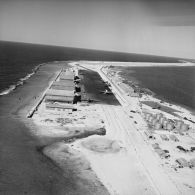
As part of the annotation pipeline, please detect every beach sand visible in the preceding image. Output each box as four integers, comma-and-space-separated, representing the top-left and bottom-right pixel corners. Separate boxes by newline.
0, 62, 109, 195
97, 62, 195, 195
1, 60, 194, 195
68, 61, 195, 195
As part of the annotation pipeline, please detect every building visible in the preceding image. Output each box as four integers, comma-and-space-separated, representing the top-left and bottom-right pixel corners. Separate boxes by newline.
45, 95, 73, 103
46, 89, 74, 97
45, 103, 74, 110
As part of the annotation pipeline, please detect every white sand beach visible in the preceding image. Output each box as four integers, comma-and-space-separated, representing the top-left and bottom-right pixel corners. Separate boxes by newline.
29, 61, 195, 195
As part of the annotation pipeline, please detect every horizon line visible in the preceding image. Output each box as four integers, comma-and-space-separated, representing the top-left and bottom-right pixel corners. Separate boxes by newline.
1, 39, 194, 61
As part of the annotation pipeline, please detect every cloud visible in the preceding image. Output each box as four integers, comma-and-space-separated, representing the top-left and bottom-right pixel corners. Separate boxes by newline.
0, 0, 195, 58
141, 0, 195, 26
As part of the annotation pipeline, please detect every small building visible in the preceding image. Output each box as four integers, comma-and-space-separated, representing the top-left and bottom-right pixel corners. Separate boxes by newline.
154, 122, 162, 130
152, 143, 160, 149
144, 131, 155, 139
156, 113, 163, 120
50, 85, 74, 91
160, 117, 166, 124
167, 122, 174, 131
148, 116, 154, 123
160, 134, 169, 141
176, 158, 189, 167
180, 124, 189, 132
152, 119, 158, 125
162, 120, 168, 129
59, 74, 74, 81
145, 113, 152, 121
189, 158, 195, 168
45, 103, 74, 110
61, 70, 74, 76
45, 95, 73, 103
155, 148, 170, 158
130, 93, 139, 97
175, 120, 184, 129
46, 89, 74, 97
52, 80, 74, 86
169, 135, 179, 142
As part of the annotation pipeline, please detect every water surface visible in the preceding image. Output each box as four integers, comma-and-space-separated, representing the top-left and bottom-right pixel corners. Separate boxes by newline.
118, 66, 195, 110
0, 41, 180, 95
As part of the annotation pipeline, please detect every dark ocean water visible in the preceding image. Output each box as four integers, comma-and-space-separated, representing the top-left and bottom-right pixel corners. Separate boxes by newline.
0, 41, 181, 95
1, 40, 193, 110
119, 66, 195, 111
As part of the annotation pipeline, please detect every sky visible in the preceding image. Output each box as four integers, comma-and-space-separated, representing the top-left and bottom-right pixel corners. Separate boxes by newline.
0, 0, 195, 59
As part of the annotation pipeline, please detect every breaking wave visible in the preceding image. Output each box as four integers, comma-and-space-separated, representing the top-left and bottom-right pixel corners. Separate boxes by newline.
0, 64, 41, 96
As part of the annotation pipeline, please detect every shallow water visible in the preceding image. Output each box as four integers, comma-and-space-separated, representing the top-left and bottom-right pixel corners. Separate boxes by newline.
118, 66, 195, 111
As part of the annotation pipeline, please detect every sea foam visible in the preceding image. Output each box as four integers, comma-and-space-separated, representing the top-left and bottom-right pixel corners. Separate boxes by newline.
0, 64, 41, 96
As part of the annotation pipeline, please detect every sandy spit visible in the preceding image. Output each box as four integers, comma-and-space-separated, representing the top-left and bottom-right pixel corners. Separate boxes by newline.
0, 62, 109, 195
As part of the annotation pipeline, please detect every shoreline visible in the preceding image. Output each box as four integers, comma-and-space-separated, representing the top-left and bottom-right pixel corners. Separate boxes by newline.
71, 60, 195, 115
0, 61, 69, 97
76, 60, 195, 67
0, 62, 44, 96
1, 60, 195, 194
99, 62, 195, 127
72, 61, 194, 117
31, 64, 159, 194
99, 63, 195, 194
115, 66, 195, 115
71, 61, 195, 194
116, 68, 195, 115
0, 62, 109, 194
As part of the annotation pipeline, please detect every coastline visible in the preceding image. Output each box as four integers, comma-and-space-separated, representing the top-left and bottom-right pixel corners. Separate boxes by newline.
0, 62, 109, 194
1, 60, 195, 194
72, 60, 195, 116
77, 60, 195, 67
114, 65, 195, 115
70, 61, 195, 194
0, 61, 65, 97
98, 61, 195, 127
99, 63, 195, 194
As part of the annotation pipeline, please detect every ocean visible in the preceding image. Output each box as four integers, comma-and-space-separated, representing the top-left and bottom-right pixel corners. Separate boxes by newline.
1, 40, 194, 110
118, 66, 195, 111
0, 41, 180, 95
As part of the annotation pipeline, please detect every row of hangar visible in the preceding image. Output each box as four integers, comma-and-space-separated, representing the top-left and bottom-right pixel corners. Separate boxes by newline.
44, 69, 82, 111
